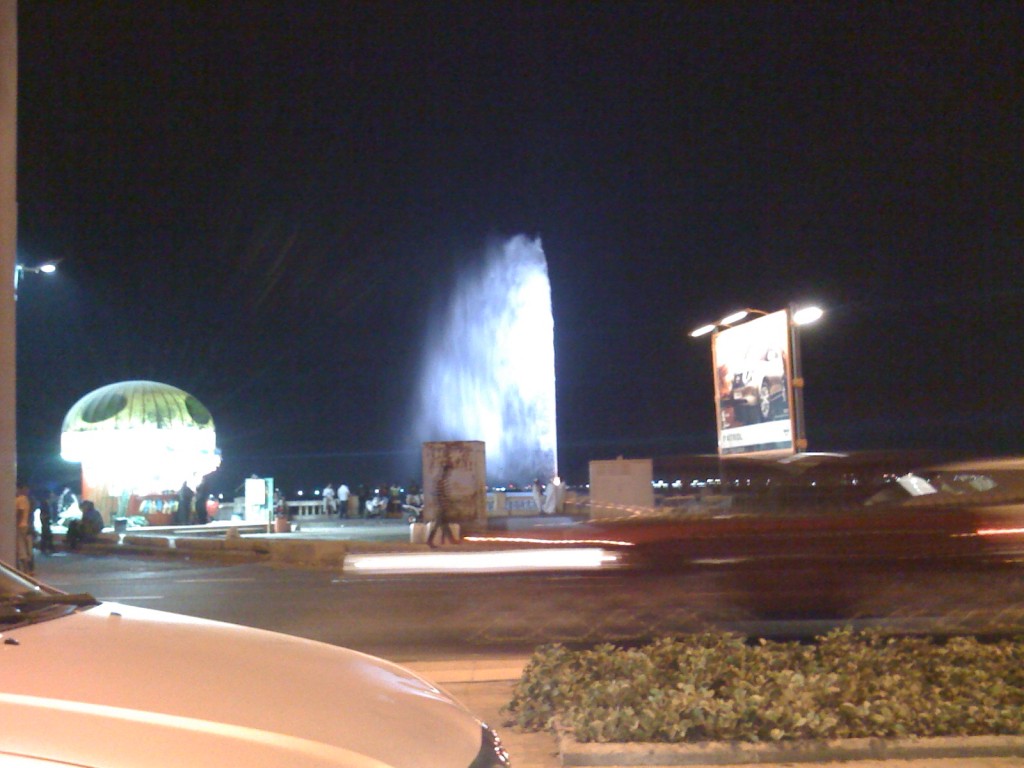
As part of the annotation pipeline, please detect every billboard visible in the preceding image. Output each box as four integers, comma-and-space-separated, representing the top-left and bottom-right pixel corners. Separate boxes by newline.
422, 441, 487, 525
711, 309, 796, 456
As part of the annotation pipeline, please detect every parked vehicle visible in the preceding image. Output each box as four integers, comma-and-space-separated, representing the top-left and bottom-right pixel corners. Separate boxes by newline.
0, 560, 509, 767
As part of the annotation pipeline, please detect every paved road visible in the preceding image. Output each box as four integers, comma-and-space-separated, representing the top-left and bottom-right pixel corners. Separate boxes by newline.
32, 552, 1024, 768
34, 552, 1024, 661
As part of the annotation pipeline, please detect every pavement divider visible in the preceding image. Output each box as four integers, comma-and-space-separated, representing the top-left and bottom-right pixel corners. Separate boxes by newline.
556, 733, 1024, 766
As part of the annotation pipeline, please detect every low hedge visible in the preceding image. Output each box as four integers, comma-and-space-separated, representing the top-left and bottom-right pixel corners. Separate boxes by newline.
505, 630, 1024, 743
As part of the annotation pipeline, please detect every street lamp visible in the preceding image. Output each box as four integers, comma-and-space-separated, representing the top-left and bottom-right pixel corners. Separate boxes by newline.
689, 304, 823, 453
689, 307, 770, 338
14, 260, 58, 300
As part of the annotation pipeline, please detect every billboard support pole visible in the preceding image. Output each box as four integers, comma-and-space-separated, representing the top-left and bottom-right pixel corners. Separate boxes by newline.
789, 305, 808, 453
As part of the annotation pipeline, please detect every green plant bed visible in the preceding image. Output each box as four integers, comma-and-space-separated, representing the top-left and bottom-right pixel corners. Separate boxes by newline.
505, 630, 1024, 744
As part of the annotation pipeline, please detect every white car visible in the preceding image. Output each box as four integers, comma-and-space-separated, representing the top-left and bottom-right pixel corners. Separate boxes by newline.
0, 562, 509, 767
724, 345, 788, 422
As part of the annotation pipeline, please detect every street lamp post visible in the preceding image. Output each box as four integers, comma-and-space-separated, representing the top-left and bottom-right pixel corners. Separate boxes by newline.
784, 305, 824, 451
14, 261, 57, 300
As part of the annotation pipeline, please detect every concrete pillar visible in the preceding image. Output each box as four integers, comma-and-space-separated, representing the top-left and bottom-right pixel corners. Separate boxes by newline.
0, 2, 17, 565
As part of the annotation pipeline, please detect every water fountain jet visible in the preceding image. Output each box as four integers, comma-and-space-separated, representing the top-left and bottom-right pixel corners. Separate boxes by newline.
414, 235, 557, 485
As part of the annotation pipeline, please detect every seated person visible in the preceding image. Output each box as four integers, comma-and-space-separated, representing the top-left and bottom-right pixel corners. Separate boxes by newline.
66, 500, 104, 550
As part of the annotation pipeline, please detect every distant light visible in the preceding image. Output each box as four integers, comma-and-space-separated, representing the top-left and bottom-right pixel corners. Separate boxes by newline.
38, 263, 57, 274
792, 306, 824, 325
689, 323, 716, 338
719, 310, 749, 326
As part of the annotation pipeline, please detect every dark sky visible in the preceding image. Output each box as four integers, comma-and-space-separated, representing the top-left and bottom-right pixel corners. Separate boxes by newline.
13, 1, 1024, 495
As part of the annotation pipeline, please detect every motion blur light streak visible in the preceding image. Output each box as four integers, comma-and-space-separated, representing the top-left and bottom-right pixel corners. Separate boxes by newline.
463, 534, 634, 547
345, 547, 617, 573
414, 235, 558, 484
976, 527, 1024, 536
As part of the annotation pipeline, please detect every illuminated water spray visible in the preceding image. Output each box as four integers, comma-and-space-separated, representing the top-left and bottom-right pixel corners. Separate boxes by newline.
415, 235, 557, 484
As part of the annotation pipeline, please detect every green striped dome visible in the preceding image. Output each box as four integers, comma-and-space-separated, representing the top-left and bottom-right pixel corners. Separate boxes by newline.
62, 381, 214, 434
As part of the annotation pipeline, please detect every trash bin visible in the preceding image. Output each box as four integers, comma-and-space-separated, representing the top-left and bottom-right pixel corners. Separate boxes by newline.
113, 517, 128, 534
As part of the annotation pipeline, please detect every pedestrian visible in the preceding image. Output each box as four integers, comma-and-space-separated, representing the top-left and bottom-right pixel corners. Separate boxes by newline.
337, 483, 350, 517
531, 478, 544, 513
57, 487, 76, 519
195, 478, 210, 524
38, 489, 56, 555
177, 481, 194, 525
322, 483, 337, 515
15, 481, 34, 573
355, 484, 368, 517
427, 461, 458, 548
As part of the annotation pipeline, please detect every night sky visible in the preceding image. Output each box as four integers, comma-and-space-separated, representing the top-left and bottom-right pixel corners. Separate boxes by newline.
13, 2, 1024, 496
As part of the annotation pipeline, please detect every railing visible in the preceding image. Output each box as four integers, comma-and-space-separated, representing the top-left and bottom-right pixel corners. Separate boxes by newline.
215, 498, 354, 521
218, 491, 579, 521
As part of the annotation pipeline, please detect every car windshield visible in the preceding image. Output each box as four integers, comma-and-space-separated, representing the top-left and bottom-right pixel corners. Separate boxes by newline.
865, 466, 1024, 507
0, 561, 98, 628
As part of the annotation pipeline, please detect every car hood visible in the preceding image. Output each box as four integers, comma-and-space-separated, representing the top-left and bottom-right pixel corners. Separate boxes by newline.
1, 602, 486, 768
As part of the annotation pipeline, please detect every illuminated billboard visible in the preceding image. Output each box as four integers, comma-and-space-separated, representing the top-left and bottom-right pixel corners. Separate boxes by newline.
711, 310, 795, 455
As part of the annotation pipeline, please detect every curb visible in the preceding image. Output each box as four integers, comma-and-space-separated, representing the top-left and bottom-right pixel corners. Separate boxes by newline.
557, 733, 1024, 766
81, 529, 560, 569
403, 657, 529, 684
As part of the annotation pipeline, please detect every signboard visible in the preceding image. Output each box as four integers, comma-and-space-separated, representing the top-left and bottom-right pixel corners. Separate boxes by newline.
422, 441, 487, 525
589, 458, 653, 519
711, 310, 796, 456
244, 476, 274, 522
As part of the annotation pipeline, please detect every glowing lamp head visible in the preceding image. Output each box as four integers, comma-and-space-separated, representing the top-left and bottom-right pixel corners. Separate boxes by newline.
792, 306, 824, 325
719, 310, 749, 326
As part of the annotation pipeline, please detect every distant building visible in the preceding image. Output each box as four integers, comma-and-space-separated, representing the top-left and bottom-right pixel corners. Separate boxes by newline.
61, 380, 221, 521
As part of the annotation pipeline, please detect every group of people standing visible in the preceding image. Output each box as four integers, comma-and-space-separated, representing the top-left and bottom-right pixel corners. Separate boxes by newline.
320, 483, 351, 516
14, 482, 102, 573
176, 480, 211, 525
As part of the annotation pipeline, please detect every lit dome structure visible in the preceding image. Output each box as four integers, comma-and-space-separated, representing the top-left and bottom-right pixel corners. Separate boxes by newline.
61, 381, 221, 520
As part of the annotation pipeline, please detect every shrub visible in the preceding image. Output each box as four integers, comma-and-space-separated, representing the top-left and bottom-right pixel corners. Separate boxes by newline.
504, 630, 1024, 743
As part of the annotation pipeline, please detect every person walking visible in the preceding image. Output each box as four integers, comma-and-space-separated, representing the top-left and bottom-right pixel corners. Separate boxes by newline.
427, 460, 458, 548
